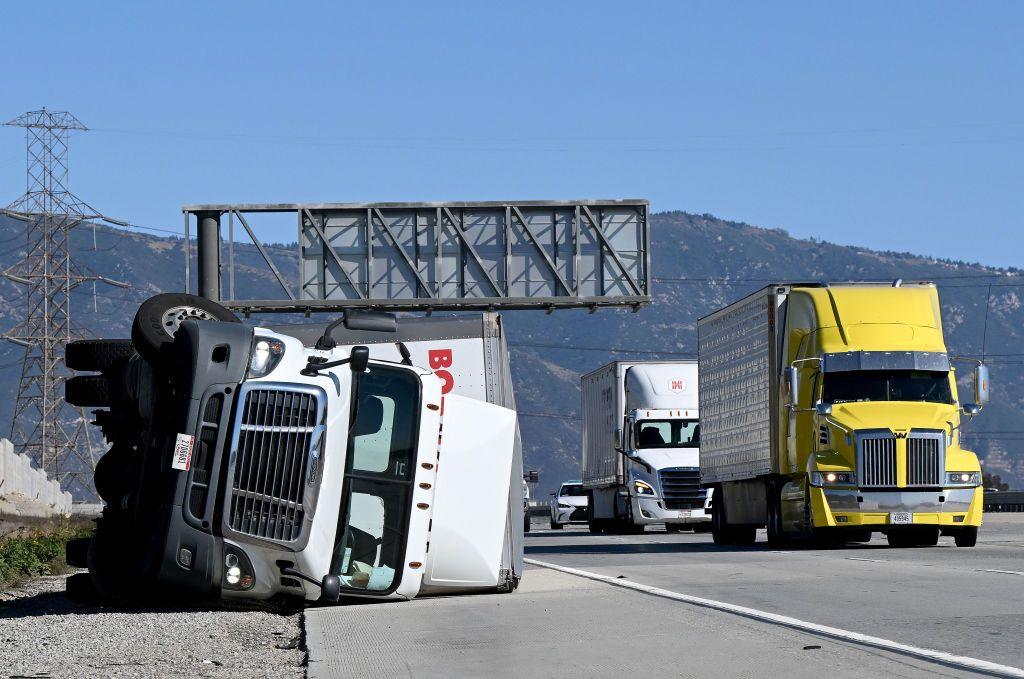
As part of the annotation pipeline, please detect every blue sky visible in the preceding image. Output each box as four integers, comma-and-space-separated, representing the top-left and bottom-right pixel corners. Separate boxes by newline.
1, 1, 1021, 267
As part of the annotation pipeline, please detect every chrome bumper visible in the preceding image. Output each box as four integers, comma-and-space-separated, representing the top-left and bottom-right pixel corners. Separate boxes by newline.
823, 488, 975, 514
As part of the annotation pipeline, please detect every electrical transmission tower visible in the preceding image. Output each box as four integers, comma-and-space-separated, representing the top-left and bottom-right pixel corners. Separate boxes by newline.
2, 108, 117, 498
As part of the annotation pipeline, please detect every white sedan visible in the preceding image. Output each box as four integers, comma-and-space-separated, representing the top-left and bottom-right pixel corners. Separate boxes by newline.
548, 481, 589, 529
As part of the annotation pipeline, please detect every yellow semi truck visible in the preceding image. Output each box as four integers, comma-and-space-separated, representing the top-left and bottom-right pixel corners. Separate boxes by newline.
697, 281, 988, 547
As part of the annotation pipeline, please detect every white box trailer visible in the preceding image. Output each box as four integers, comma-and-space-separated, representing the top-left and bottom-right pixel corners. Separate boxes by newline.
581, 360, 710, 533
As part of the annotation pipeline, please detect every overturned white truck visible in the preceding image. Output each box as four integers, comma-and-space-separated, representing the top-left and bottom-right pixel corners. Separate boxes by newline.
65, 295, 524, 602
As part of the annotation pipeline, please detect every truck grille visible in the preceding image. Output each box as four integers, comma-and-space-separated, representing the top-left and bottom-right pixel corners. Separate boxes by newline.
659, 467, 707, 510
907, 431, 944, 487
856, 430, 945, 488
858, 434, 897, 487
227, 385, 324, 542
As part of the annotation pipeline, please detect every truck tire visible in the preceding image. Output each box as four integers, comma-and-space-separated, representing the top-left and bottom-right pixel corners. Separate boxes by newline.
94, 446, 137, 505
524, 511, 531, 533
131, 293, 239, 361
954, 526, 978, 547
66, 339, 135, 372
711, 492, 732, 545
766, 481, 787, 547
65, 375, 110, 407
65, 572, 102, 604
66, 537, 92, 568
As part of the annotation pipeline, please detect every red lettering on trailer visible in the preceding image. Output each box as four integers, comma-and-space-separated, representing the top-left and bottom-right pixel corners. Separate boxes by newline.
428, 348, 455, 394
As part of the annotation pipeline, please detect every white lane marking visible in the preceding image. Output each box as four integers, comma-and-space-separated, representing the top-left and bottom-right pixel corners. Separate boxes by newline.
845, 557, 888, 563
525, 558, 1024, 678
976, 568, 1024, 576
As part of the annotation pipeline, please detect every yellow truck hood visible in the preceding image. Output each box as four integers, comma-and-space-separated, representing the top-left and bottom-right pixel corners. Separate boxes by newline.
830, 401, 957, 433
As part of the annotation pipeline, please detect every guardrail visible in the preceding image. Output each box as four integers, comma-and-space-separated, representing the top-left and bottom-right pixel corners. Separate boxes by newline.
984, 491, 1024, 512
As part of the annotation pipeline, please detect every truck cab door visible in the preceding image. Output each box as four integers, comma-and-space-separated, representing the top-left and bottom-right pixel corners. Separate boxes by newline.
423, 394, 517, 590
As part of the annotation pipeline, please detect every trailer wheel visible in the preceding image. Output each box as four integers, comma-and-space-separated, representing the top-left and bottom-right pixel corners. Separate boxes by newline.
131, 293, 239, 361
66, 339, 135, 372
954, 527, 978, 547
711, 491, 732, 545
766, 481, 787, 547
65, 375, 110, 407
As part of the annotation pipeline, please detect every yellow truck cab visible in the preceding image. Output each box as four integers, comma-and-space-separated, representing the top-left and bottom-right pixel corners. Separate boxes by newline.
697, 281, 988, 547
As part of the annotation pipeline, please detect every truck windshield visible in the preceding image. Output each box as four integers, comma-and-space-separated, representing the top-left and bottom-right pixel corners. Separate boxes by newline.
822, 370, 953, 405
330, 366, 420, 593
635, 419, 699, 449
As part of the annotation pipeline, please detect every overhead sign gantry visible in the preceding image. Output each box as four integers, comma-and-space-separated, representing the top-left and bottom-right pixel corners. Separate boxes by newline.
184, 200, 650, 313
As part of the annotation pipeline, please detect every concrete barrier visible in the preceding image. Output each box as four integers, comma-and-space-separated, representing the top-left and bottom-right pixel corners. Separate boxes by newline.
0, 438, 73, 516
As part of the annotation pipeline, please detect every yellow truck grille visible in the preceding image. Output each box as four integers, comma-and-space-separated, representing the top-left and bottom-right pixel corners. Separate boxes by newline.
859, 434, 897, 487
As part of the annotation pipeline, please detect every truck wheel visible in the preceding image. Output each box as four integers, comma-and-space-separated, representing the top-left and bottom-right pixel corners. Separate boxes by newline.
131, 293, 239, 361
66, 339, 135, 372
65, 537, 92, 569
732, 526, 757, 545
523, 512, 531, 533
65, 572, 103, 604
954, 527, 978, 547
766, 481, 787, 547
711, 492, 732, 545
65, 375, 110, 407
94, 446, 137, 505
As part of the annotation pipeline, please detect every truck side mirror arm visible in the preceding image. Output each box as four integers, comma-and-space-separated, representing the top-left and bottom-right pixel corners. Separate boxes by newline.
302, 345, 370, 376
620, 448, 653, 474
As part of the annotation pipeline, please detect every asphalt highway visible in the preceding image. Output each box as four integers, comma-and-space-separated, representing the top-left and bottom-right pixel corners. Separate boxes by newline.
304, 514, 1024, 678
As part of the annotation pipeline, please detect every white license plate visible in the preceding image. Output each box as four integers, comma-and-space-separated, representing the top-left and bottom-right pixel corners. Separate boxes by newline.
677, 510, 691, 518
889, 511, 913, 525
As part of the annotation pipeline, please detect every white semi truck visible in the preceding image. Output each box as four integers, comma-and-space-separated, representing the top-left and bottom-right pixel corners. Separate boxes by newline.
64, 294, 524, 603
581, 361, 711, 533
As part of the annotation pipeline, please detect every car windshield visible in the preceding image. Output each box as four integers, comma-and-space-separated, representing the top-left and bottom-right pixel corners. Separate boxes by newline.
822, 370, 953, 405
559, 484, 584, 497
635, 419, 699, 449
330, 365, 420, 593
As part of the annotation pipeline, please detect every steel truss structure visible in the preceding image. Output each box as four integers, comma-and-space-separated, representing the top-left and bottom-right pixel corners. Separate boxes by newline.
2, 109, 120, 497
184, 200, 650, 313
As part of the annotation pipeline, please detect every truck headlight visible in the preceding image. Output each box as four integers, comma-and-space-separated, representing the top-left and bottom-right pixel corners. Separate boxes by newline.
248, 336, 286, 378
811, 471, 857, 486
946, 471, 980, 487
633, 480, 656, 496
222, 544, 255, 591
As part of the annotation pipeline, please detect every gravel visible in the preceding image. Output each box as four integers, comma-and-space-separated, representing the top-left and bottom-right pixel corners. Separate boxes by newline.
0, 572, 305, 678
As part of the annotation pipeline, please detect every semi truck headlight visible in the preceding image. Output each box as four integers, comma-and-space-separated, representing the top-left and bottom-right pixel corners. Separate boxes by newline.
248, 336, 286, 378
634, 480, 656, 496
946, 471, 980, 487
222, 544, 255, 590
811, 471, 857, 486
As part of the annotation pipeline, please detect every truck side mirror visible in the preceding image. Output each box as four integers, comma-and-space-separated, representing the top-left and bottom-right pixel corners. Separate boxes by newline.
787, 367, 800, 408
962, 403, 981, 417
815, 402, 832, 416
350, 346, 370, 373
974, 364, 990, 407
613, 427, 622, 451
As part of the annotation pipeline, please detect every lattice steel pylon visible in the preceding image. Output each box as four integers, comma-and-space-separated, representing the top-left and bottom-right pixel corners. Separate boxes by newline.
2, 109, 109, 498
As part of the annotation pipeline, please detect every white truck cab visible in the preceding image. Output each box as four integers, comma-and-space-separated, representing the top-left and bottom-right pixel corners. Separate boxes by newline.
582, 361, 711, 533
65, 296, 524, 603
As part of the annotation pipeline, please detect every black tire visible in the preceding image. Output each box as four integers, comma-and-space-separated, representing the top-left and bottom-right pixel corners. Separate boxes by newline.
66, 537, 92, 569
732, 526, 757, 545
766, 480, 786, 547
65, 375, 110, 407
711, 490, 732, 545
954, 526, 978, 547
549, 520, 563, 530
131, 293, 239, 361
66, 339, 135, 373
523, 511, 531, 533
65, 572, 102, 604
94, 446, 137, 505
844, 529, 873, 544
